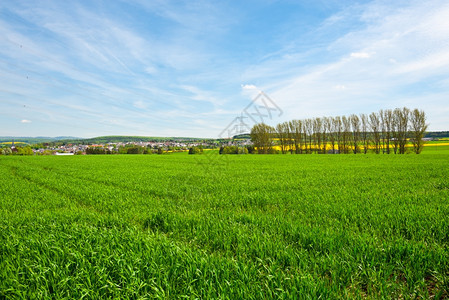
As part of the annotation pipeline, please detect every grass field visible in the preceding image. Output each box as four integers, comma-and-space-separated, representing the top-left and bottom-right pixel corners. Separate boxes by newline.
1, 151, 448, 298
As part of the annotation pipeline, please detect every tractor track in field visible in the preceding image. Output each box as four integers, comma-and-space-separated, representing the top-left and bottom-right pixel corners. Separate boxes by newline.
13, 161, 179, 202
6, 163, 103, 212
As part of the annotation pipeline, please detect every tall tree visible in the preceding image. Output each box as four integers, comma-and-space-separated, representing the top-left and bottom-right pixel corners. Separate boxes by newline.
250, 123, 275, 154
342, 116, 351, 154
326, 117, 336, 154
350, 114, 361, 154
302, 119, 308, 153
409, 108, 428, 154
276, 122, 289, 154
391, 111, 400, 154
379, 109, 386, 153
285, 121, 294, 154
304, 119, 313, 154
313, 117, 323, 154
289, 120, 303, 154
382, 109, 393, 154
369, 112, 381, 154
334, 116, 343, 154
360, 113, 370, 154
322, 117, 330, 154
396, 107, 410, 154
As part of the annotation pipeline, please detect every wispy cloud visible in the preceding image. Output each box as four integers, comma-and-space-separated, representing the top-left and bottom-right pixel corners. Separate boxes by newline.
241, 84, 257, 90
350, 52, 371, 58
334, 85, 347, 90
1, 0, 448, 137
253, 0, 449, 129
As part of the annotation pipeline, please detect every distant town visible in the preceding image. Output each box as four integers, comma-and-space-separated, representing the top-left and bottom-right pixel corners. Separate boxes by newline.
0, 135, 253, 155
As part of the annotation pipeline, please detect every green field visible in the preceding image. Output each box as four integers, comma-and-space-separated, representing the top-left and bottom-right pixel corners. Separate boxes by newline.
1, 152, 448, 298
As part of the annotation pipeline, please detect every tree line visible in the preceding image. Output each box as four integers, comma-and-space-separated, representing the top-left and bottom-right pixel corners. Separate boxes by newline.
86, 145, 166, 155
0, 146, 34, 156
251, 107, 428, 154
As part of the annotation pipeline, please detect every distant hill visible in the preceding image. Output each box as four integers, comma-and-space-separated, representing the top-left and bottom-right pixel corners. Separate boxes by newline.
425, 131, 449, 138
58, 136, 212, 144
233, 133, 251, 139
0, 136, 208, 144
0, 136, 79, 144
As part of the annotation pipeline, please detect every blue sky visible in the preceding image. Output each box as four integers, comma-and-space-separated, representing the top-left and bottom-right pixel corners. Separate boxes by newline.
1, 0, 448, 138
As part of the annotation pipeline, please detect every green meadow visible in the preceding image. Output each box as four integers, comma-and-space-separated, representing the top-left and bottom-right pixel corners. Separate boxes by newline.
1, 151, 448, 298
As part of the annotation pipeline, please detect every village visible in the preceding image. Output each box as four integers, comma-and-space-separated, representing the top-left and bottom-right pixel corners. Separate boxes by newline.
0, 138, 253, 155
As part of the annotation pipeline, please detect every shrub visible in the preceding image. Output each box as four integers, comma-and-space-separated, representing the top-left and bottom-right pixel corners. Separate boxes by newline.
188, 147, 203, 154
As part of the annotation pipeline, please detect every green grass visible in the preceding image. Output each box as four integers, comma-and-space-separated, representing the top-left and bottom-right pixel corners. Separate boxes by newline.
1, 151, 448, 298
422, 145, 449, 154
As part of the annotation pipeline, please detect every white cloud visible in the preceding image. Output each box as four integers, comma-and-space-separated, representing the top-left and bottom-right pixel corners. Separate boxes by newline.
241, 84, 257, 90
350, 52, 371, 58
21, 119, 31, 123
261, 0, 449, 130
240, 84, 261, 102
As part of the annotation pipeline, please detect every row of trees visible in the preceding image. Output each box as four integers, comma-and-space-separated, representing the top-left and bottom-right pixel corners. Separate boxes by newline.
218, 145, 249, 154
86, 146, 166, 155
251, 107, 428, 154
